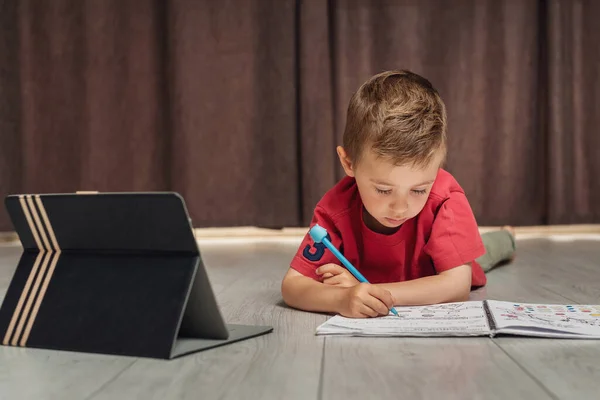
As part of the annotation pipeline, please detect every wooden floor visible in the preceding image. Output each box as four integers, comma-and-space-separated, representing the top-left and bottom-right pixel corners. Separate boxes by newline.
0, 237, 599, 399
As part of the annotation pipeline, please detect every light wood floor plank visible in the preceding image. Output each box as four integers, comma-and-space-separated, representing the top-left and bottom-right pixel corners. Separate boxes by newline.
321, 337, 553, 400
490, 340, 600, 400
0, 347, 136, 400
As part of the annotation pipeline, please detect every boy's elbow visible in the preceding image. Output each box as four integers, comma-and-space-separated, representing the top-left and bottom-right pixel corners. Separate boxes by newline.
445, 286, 470, 303
455, 287, 471, 302
440, 264, 472, 302
281, 274, 292, 303
453, 276, 472, 302
281, 276, 293, 307
455, 276, 472, 302
281, 268, 304, 307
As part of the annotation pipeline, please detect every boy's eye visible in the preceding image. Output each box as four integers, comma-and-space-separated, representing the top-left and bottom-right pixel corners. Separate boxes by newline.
375, 188, 392, 195
411, 189, 428, 195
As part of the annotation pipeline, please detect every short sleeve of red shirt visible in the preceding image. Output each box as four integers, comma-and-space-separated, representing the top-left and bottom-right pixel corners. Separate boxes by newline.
290, 206, 344, 280
423, 191, 485, 273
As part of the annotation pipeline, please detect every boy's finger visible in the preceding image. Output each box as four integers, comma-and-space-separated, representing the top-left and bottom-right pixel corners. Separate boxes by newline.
321, 272, 334, 279
359, 304, 379, 318
367, 286, 394, 308
363, 295, 389, 316
388, 293, 396, 308
381, 291, 394, 309
323, 275, 345, 285
316, 264, 344, 276
323, 275, 342, 285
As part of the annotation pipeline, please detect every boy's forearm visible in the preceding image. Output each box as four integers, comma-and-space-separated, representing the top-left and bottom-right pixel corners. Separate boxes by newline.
376, 273, 471, 306
281, 275, 346, 314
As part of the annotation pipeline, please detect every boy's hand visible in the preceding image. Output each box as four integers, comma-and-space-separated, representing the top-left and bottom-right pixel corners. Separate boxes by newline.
336, 283, 395, 318
316, 264, 360, 288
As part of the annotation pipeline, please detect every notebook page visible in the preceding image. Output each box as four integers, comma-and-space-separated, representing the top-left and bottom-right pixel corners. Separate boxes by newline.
486, 300, 600, 338
316, 301, 490, 337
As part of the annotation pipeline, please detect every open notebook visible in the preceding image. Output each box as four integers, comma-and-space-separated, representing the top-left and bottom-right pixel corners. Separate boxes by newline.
316, 300, 600, 339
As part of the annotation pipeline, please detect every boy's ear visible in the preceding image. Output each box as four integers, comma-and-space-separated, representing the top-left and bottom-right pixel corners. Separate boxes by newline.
336, 146, 355, 177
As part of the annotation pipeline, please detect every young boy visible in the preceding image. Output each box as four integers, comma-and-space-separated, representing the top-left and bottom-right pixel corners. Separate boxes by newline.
281, 70, 516, 318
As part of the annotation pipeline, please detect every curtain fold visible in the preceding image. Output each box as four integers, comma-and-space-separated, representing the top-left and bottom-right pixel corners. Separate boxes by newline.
167, 0, 300, 227
14, 0, 169, 194
0, 0, 22, 208
1, 0, 599, 231
297, 0, 337, 224
546, 0, 600, 224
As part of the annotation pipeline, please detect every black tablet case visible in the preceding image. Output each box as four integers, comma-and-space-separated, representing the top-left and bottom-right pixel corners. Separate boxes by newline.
0, 193, 272, 359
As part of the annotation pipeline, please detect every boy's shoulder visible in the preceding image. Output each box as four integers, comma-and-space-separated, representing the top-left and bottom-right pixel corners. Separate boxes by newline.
428, 168, 467, 201
314, 176, 359, 219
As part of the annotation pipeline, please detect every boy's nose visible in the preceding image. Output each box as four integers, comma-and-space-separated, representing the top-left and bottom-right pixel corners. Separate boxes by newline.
390, 199, 408, 215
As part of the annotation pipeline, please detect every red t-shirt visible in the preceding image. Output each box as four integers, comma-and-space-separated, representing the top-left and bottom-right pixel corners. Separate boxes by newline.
290, 169, 487, 287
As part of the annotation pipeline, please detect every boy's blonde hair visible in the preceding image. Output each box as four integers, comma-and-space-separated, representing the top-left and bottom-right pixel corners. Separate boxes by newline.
342, 70, 447, 168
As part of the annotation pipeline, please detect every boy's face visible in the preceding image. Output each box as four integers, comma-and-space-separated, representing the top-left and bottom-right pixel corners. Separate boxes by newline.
337, 146, 443, 234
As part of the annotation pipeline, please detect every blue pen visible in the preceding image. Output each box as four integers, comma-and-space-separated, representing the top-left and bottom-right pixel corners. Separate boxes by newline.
309, 224, 399, 317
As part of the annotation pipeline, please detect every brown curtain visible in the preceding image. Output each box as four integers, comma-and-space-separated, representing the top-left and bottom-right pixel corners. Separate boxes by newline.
1, 0, 599, 231
0, 0, 21, 217
546, 0, 600, 224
